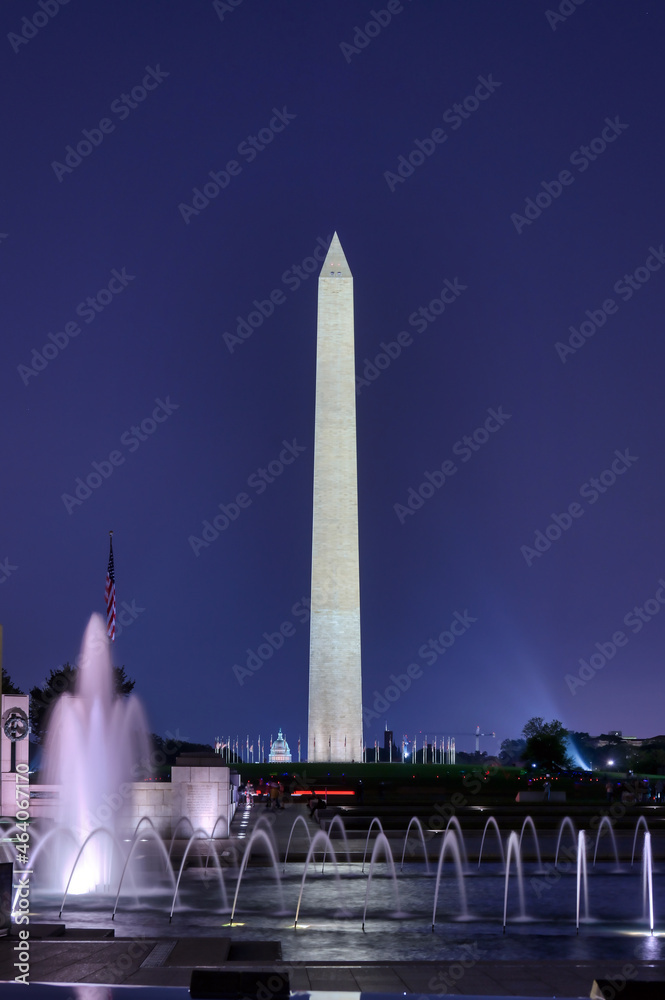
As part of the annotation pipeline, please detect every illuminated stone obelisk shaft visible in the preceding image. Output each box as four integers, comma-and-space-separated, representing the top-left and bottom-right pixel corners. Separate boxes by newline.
307, 233, 363, 762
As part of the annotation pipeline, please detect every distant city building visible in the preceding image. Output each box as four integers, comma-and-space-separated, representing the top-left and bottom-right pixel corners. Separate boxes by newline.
269, 729, 292, 763
382, 730, 399, 762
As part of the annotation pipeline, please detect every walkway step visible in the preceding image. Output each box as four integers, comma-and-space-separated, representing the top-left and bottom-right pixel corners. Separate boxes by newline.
140, 941, 177, 967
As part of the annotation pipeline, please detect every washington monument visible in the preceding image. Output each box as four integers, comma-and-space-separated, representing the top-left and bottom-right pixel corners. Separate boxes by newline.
307, 233, 363, 762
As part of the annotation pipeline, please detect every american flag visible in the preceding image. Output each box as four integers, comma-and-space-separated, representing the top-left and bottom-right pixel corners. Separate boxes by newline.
105, 532, 116, 641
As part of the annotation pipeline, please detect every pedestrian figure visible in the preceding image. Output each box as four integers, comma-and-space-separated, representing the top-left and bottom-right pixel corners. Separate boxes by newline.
307, 795, 323, 818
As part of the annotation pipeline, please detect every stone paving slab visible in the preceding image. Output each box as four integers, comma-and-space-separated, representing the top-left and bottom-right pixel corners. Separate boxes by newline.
307, 969, 368, 990
353, 973, 413, 993
288, 968, 312, 990
3, 935, 665, 997
0, 939, 151, 985
164, 937, 231, 966
123, 966, 194, 987
39, 961, 112, 983
22, 924, 66, 938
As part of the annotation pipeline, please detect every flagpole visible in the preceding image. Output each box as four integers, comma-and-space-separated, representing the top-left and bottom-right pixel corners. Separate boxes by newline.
105, 530, 116, 642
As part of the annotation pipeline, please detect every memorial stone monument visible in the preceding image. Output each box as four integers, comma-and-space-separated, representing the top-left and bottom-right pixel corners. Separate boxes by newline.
307, 234, 363, 762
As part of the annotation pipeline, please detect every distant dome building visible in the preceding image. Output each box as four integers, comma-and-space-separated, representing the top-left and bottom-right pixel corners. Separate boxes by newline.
268, 729, 292, 763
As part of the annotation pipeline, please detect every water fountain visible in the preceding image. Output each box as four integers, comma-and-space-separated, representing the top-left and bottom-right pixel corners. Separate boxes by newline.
432, 828, 468, 929
575, 830, 589, 932
519, 815, 542, 869
41, 613, 151, 894
294, 831, 344, 928
554, 815, 577, 868
502, 831, 526, 931
400, 816, 431, 873
12, 618, 663, 966
633, 815, 650, 866
478, 815, 505, 869
362, 832, 402, 930
641, 831, 654, 934
16, 775, 663, 967
230, 827, 285, 923
593, 815, 621, 868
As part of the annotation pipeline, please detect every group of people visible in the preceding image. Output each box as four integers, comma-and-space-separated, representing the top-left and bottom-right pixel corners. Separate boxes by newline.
238, 777, 286, 809
238, 780, 254, 805
265, 778, 285, 810
605, 778, 664, 804
238, 773, 332, 814
245, 777, 284, 809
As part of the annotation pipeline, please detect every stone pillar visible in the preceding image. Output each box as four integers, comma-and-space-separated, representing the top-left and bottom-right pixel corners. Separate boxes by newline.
170, 759, 233, 837
0, 695, 30, 818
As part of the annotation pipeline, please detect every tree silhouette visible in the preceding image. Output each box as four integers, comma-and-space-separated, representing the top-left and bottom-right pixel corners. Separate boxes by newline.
2, 667, 24, 695
30, 662, 135, 744
521, 717, 572, 770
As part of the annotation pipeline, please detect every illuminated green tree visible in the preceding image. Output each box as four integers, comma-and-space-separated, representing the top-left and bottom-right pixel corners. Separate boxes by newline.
522, 717, 572, 770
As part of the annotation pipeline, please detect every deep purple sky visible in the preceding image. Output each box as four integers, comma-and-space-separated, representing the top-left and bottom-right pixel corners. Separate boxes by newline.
3, 2, 665, 755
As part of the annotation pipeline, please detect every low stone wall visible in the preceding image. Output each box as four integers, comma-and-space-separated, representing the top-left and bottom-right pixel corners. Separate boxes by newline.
24, 765, 236, 839
515, 790, 566, 803
27, 782, 173, 833
127, 782, 173, 836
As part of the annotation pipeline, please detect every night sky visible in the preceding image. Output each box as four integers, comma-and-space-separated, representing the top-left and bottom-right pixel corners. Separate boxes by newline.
3, 1, 664, 755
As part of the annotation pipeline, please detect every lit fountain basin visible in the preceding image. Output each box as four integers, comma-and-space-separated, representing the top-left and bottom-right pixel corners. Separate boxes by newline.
9, 811, 665, 964
3, 612, 661, 962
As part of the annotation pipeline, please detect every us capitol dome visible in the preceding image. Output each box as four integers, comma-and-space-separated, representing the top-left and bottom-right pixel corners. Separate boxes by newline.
268, 729, 292, 763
